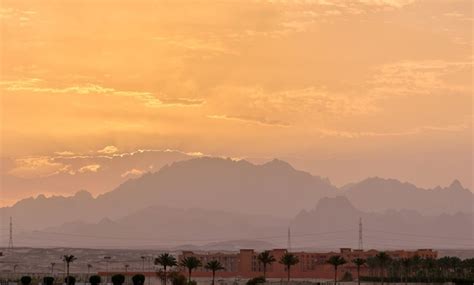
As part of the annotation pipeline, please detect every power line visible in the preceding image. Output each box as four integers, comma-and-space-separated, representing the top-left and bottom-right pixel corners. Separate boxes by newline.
364, 228, 474, 241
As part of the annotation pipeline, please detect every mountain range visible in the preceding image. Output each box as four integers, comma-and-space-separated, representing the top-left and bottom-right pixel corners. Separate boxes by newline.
1, 157, 472, 248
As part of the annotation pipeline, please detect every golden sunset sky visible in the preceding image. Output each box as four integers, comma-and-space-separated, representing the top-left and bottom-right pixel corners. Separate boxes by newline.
0, 0, 472, 205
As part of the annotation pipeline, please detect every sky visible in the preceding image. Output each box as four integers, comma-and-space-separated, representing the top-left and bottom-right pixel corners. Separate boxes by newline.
0, 0, 472, 206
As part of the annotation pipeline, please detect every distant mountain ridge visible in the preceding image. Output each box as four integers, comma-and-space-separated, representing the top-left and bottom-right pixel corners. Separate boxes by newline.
0, 157, 472, 237
12, 196, 473, 249
342, 177, 473, 215
290, 196, 473, 250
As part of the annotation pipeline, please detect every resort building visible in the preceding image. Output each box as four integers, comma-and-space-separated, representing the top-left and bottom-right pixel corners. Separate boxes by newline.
178, 248, 437, 280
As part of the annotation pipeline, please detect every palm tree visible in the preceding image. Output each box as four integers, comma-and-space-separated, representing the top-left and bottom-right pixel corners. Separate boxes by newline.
366, 257, 377, 278
155, 253, 178, 285
180, 256, 202, 283
327, 256, 346, 285
257, 251, 276, 279
410, 255, 422, 280
400, 258, 411, 285
205, 260, 225, 285
63, 255, 77, 285
279, 252, 299, 282
352, 258, 366, 285
375, 252, 391, 285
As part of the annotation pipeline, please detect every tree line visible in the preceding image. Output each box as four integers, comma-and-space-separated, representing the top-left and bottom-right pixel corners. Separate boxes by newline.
11, 252, 474, 285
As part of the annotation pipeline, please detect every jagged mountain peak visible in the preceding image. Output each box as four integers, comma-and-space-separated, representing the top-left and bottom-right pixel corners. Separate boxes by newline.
262, 158, 295, 171
448, 179, 464, 191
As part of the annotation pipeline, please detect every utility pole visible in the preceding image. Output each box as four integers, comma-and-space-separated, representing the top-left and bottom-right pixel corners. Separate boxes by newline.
287, 227, 291, 252
8, 217, 13, 251
358, 217, 363, 250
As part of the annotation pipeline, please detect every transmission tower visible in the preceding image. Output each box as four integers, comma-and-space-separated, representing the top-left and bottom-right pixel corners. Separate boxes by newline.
8, 216, 13, 250
287, 227, 292, 252
358, 217, 363, 250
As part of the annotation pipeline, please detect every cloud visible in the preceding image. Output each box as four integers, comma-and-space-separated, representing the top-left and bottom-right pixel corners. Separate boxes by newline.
7, 157, 70, 178
0, 79, 203, 108
208, 86, 376, 128
369, 60, 473, 98
54, 151, 75, 156
78, 164, 101, 173
97, 145, 119, 154
158, 97, 205, 106
207, 114, 290, 127
313, 122, 471, 138
121, 168, 145, 178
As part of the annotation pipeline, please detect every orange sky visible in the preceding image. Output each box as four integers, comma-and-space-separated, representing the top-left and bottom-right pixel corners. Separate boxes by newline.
0, 0, 472, 205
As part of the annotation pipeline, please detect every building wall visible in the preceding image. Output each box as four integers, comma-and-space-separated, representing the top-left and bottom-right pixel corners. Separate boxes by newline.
176, 248, 437, 280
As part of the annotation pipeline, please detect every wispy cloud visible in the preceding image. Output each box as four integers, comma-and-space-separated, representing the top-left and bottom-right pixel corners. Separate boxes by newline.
314, 122, 471, 138
369, 60, 473, 98
97, 145, 119, 154
7, 157, 71, 178
207, 114, 290, 127
121, 168, 145, 178
78, 164, 101, 173
0, 79, 203, 107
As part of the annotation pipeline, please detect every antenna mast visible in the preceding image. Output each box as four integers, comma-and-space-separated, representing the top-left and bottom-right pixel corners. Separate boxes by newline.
287, 227, 292, 252
8, 216, 13, 251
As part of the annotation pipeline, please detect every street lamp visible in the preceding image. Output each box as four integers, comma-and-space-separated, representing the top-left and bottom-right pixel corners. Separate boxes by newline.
51, 262, 56, 276
124, 264, 129, 285
12, 264, 18, 281
87, 264, 93, 284
104, 256, 111, 284
141, 256, 146, 273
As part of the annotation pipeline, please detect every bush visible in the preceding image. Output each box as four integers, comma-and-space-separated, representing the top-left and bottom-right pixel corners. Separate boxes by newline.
111, 275, 125, 285
89, 275, 102, 285
43, 277, 55, 285
341, 272, 353, 282
132, 274, 145, 285
65, 276, 76, 285
21, 276, 32, 285
167, 272, 186, 285
246, 276, 266, 285
453, 278, 474, 285
187, 281, 197, 285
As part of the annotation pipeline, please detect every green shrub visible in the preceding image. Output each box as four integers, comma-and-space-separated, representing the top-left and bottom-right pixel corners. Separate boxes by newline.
43, 276, 54, 285
111, 274, 125, 285
89, 275, 102, 285
65, 276, 76, 285
21, 276, 32, 285
168, 272, 186, 285
246, 276, 266, 285
341, 272, 353, 281
132, 274, 145, 285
